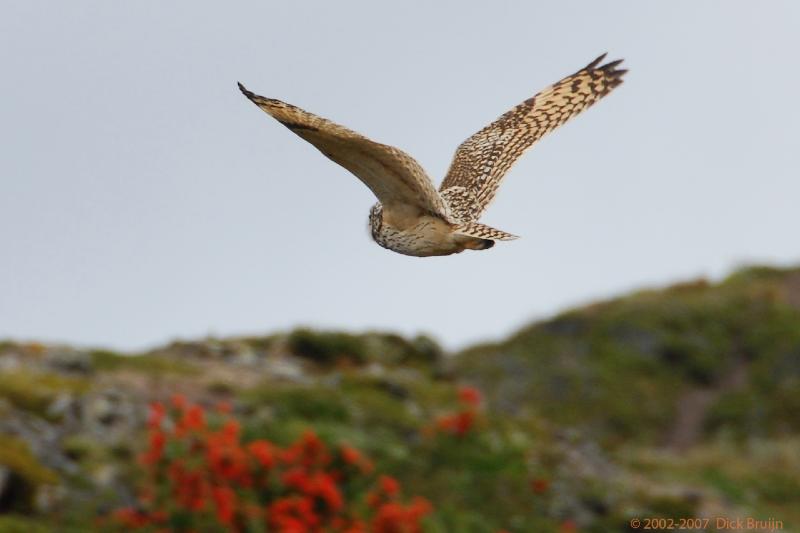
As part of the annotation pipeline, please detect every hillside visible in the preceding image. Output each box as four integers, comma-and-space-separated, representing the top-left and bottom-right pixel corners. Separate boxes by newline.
1, 265, 799, 532
455, 265, 800, 446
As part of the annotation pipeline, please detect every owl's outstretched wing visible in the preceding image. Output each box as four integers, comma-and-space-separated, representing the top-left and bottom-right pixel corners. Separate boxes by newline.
439, 54, 626, 218
239, 83, 451, 221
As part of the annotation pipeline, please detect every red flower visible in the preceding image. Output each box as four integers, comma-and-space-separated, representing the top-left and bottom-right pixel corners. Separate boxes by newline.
436, 411, 475, 436
211, 485, 237, 525
169, 462, 208, 511
282, 467, 311, 492
221, 419, 240, 442
215, 400, 233, 414
371, 497, 432, 533
268, 496, 320, 531
206, 433, 251, 485
300, 431, 329, 466
379, 476, 400, 498
367, 475, 402, 509
174, 403, 206, 437
343, 520, 368, 533
340, 444, 374, 474
248, 439, 276, 469
141, 430, 166, 465
280, 468, 343, 512
311, 472, 343, 512
171, 393, 188, 410
113, 507, 151, 528
147, 402, 166, 429
530, 478, 550, 494
560, 519, 578, 532
454, 411, 474, 435
114, 398, 440, 533
340, 445, 362, 465
458, 386, 482, 407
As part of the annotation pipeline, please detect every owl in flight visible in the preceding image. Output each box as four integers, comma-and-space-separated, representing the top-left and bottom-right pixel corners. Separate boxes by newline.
239, 53, 626, 257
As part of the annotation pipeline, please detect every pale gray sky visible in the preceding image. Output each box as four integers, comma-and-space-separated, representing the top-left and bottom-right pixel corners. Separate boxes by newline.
2, 1, 799, 351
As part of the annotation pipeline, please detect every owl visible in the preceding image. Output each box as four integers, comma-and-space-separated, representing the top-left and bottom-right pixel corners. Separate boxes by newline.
239, 54, 626, 257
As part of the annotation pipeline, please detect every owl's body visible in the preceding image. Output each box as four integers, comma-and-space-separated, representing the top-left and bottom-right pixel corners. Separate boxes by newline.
239, 54, 626, 257
368, 203, 494, 257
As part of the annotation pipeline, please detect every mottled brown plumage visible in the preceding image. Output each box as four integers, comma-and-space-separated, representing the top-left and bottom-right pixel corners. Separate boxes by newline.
239, 53, 626, 257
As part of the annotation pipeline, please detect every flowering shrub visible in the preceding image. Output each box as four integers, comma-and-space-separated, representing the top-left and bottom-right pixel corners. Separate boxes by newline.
108, 396, 432, 532
434, 386, 482, 437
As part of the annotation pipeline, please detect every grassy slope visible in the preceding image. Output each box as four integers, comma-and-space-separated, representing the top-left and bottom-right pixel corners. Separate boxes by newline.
454, 265, 800, 445
453, 265, 800, 529
1, 265, 799, 531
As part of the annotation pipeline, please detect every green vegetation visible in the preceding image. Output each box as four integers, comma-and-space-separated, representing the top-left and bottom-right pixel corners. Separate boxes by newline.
90, 349, 200, 376
285, 329, 443, 366
0, 371, 89, 419
0, 264, 798, 530
0, 515, 52, 533
0, 436, 57, 514
287, 328, 370, 364
455, 266, 800, 445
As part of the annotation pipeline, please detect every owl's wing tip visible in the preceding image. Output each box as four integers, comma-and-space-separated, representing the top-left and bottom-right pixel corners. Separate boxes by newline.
238, 81, 254, 99
586, 52, 607, 70
586, 53, 626, 76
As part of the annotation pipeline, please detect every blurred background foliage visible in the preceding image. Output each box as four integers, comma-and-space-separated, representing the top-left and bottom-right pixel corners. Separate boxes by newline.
1, 265, 799, 531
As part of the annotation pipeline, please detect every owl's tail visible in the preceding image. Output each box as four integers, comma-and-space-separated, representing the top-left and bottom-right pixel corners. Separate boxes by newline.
455, 222, 519, 242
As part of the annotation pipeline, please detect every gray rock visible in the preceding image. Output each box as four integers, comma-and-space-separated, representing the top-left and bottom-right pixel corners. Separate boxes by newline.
0, 410, 78, 475
47, 393, 82, 427
0, 354, 21, 371
45, 347, 92, 374
35, 483, 66, 514
264, 356, 308, 382
81, 389, 140, 442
